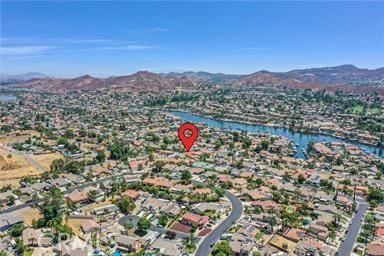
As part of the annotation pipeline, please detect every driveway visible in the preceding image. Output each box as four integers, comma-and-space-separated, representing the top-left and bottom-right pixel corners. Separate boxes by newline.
195, 190, 243, 256
336, 200, 369, 256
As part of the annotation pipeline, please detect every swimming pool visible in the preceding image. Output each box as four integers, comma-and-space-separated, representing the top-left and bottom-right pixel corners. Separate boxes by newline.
111, 251, 122, 256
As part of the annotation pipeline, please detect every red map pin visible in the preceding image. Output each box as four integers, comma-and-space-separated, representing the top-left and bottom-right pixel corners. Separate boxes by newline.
178, 122, 199, 152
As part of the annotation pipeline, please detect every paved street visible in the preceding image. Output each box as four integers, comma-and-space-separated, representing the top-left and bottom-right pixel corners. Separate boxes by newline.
0, 202, 34, 214
336, 200, 369, 256
195, 191, 243, 256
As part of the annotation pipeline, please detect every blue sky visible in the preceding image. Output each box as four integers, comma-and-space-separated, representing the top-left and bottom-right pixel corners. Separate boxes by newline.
1, 1, 383, 77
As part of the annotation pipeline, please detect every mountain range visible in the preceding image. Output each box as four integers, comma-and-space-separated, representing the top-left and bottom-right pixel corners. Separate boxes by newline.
5, 65, 384, 93
19, 71, 196, 92
164, 65, 384, 86
0, 72, 48, 83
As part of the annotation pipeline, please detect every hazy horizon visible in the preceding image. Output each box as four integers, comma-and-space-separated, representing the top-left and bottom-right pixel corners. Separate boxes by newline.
1, 63, 384, 79
1, 1, 383, 76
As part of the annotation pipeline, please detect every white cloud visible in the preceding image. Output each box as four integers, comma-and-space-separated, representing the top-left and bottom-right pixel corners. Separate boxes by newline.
151, 27, 168, 32
64, 39, 115, 44
0, 46, 54, 56
96, 45, 160, 50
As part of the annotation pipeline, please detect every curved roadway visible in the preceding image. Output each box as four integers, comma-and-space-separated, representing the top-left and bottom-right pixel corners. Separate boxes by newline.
195, 190, 243, 256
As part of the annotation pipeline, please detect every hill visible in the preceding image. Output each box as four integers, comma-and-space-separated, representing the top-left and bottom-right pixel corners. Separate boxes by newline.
17, 65, 384, 93
20, 71, 196, 92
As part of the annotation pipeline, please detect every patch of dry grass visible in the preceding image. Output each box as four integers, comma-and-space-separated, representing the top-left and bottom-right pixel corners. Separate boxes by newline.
80, 197, 114, 214
65, 218, 83, 236
13, 207, 42, 226
31, 152, 63, 170
0, 130, 39, 144
0, 148, 40, 187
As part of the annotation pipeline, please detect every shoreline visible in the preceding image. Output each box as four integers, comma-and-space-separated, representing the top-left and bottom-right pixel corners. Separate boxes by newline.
167, 108, 384, 150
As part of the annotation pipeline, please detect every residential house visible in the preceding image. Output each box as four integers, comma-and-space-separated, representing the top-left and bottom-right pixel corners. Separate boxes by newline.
0, 213, 24, 232
229, 232, 254, 256
66, 190, 89, 206
116, 235, 145, 252
122, 189, 140, 200
151, 238, 182, 256
181, 212, 209, 227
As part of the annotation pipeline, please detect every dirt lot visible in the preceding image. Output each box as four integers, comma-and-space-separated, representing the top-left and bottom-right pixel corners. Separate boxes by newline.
66, 218, 84, 236
0, 148, 40, 187
13, 206, 42, 226
0, 130, 40, 144
0, 149, 62, 188
31, 152, 62, 169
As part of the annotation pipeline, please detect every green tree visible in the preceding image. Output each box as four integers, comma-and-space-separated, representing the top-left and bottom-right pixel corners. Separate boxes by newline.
267, 216, 278, 232
115, 196, 136, 214
40, 187, 65, 226
260, 140, 269, 150
214, 188, 225, 197
153, 160, 165, 172
108, 140, 135, 161
335, 156, 343, 165
368, 188, 384, 204
307, 141, 315, 153
328, 226, 336, 241
158, 213, 169, 227
8, 223, 24, 237
64, 161, 84, 174
137, 218, 151, 233
52, 223, 73, 240
14, 238, 24, 255
181, 170, 192, 184
212, 240, 231, 256
6, 195, 15, 206
297, 174, 306, 185
50, 159, 65, 172
95, 150, 106, 163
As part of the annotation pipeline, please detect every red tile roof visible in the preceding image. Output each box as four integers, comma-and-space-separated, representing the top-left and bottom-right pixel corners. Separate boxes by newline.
182, 212, 209, 225
170, 222, 191, 233
122, 189, 140, 199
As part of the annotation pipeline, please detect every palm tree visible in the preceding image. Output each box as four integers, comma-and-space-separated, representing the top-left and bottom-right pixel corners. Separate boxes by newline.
28, 237, 37, 247
328, 228, 336, 242
267, 216, 278, 233
334, 213, 342, 228
294, 188, 301, 203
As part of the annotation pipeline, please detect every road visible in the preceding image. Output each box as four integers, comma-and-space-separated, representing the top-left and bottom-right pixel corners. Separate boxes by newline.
0, 202, 35, 214
336, 200, 369, 256
195, 191, 243, 256
0, 144, 49, 173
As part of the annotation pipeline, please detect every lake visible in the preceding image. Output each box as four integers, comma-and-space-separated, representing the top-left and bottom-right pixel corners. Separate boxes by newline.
0, 94, 17, 102
170, 111, 384, 159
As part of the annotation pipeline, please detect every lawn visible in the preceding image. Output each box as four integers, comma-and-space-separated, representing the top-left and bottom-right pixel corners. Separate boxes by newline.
255, 231, 264, 240
23, 248, 34, 256
286, 205, 296, 214
347, 105, 380, 115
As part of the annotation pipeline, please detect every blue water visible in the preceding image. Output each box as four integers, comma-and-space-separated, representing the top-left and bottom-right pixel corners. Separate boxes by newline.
111, 251, 122, 256
170, 111, 384, 159
0, 94, 17, 101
